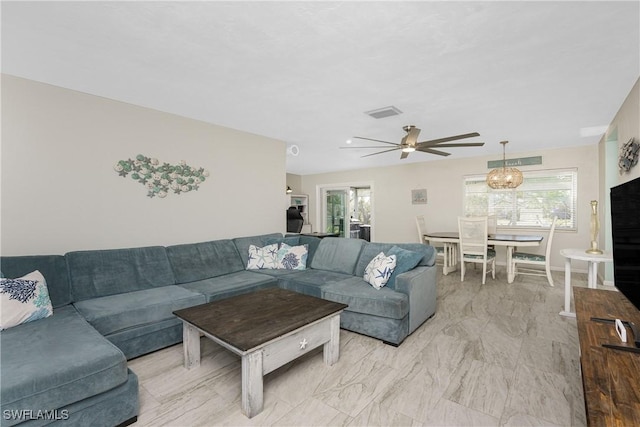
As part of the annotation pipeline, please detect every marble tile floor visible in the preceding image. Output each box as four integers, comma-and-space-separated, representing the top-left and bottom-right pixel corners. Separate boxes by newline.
129, 267, 597, 427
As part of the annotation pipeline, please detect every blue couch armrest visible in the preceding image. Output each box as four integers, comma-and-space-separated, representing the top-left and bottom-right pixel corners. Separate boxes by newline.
393, 265, 437, 334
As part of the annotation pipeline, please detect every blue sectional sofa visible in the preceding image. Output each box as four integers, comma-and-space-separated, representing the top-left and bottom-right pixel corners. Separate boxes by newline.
0, 233, 437, 427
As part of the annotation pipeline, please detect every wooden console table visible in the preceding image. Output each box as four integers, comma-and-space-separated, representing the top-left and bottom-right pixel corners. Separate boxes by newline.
574, 287, 640, 426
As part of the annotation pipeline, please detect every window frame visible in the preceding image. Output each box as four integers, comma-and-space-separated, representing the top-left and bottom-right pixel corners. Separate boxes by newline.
463, 168, 578, 231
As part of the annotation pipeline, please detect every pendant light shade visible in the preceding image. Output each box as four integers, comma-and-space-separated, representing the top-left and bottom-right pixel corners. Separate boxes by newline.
487, 141, 523, 189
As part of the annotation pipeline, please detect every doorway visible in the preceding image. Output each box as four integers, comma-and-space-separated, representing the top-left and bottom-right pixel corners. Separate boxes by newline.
318, 183, 373, 240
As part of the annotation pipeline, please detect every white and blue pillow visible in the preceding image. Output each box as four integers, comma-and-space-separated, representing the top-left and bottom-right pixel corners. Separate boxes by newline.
363, 252, 397, 290
277, 243, 308, 270
246, 244, 280, 270
0, 270, 54, 330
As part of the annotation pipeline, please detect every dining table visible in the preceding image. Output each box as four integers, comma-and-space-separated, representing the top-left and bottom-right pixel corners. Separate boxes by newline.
423, 232, 544, 282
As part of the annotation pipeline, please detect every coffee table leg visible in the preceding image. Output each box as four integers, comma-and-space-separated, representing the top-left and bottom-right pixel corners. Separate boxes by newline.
560, 257, 576, 318
183, 323, 201, 369
323, 315, 341, 366
241, 350, 264, 418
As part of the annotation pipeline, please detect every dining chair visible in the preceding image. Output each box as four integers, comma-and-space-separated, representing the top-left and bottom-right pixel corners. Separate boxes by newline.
415, 215, 445, 262
487, 214, 497, 235
458, 216, 496, 285
510, 216, 557, 286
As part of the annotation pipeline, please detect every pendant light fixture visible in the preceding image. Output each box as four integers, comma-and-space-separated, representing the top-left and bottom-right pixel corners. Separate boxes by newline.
486, 141, 523, 189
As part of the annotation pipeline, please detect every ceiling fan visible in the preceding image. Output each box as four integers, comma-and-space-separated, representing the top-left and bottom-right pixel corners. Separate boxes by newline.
342, 125, 484, 159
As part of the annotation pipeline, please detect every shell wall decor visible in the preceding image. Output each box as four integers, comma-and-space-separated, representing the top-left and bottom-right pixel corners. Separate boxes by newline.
114, 154, 210, 198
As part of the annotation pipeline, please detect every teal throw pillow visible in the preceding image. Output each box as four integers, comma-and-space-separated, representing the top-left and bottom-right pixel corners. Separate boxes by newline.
386, 246, 424, 289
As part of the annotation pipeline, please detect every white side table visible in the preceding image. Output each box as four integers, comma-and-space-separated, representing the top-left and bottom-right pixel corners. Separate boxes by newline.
559, 248, 613, 317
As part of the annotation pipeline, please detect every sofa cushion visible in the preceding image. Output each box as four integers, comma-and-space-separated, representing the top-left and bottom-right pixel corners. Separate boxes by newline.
321, 276, 409, 319
277, 269, 354, 298
73, 285, 205, 336
0, 255, 71, 308
67, 246, 177, 301
310, 237, 365, 275
264, 235, 301, 247
166, 239, 244, 283
355, 242, 436, 278
179, 270, 277, 302
295, 235, 322, 265
386, 246, 425, 289
0, 305, 128, 422
0, 270, 53, 330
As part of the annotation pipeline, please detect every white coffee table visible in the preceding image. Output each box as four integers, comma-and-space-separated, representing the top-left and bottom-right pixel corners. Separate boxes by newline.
559, 248, 613, 317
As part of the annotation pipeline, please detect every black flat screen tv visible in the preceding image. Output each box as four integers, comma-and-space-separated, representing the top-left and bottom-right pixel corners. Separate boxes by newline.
610, 176, 640, 311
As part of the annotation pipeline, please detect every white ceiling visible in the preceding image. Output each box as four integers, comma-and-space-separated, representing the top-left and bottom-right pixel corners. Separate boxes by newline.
2, 1, 639, 175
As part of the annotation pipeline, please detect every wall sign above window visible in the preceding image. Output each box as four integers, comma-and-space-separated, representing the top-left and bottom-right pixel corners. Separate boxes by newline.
487, 156, 542, 169
114, 154, 209, 198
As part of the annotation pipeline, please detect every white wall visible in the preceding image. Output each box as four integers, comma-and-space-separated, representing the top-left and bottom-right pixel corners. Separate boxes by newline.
1, 75, 287, 255
300, 144, 599, 272
598, 77, 640, 282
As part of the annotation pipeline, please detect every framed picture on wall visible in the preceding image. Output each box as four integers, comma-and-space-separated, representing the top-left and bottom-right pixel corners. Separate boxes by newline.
411, 189, 427, 204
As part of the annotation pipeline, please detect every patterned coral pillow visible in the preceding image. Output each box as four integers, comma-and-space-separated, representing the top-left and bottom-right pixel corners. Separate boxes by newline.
246, 244, 279, 270
0, 270, 54, 330
277, 243, 308, 270
363, 252, 397, 290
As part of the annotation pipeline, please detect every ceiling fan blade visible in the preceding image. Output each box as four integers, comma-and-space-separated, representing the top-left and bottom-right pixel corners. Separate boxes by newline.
416, 147, 451, 156
339, 146, 399, 149
400, 151, 410, 159
403, 126, 421, 147
428, 142, 485, 148
361, 147, 402, 158
417, 132, 480, 146
353, 136, 399, 146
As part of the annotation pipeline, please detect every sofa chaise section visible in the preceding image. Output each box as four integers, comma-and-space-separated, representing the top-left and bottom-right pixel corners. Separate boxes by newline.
277, 238, 438, 345
0, 255, 138, 427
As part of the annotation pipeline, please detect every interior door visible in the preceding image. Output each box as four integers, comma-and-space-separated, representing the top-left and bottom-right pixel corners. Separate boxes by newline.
322, 187, 350, 237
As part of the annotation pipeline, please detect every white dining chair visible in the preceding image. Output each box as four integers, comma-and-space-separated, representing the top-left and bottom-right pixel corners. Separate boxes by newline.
458, 216, 496, 285
415, 215, 445, 262
510, 216, 558, 286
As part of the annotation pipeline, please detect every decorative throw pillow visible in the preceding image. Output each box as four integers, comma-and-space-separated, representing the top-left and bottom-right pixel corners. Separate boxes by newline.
386, 246, 424, 289
363, 252, 397, 290
277, 243, 308, 270
0, 270, 54, 330
246, 244, 279, 270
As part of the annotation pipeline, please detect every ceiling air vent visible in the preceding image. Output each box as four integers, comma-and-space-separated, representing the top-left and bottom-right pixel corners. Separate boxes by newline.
364, 106, 402, 119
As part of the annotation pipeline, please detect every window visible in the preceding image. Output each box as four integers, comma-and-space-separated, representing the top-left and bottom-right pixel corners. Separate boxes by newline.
464, 169, 577, 230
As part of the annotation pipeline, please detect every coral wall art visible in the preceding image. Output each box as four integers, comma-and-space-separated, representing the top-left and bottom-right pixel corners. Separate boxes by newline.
114, 154, 209, 198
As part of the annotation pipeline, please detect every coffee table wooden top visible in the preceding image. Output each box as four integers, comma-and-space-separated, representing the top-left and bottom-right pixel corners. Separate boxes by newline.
173, 287, 347, 352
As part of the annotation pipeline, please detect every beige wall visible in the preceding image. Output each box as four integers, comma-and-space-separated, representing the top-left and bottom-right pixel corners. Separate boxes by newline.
285, 173, 303, 196
598, 77, 640, 282
1, 75, 287, 255
599, 77, 640, 186
299, 144, 600, 272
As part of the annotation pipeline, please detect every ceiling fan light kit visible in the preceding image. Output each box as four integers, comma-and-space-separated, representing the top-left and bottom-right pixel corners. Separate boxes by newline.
486, 141, 524, 189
